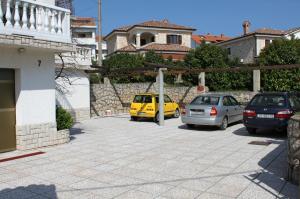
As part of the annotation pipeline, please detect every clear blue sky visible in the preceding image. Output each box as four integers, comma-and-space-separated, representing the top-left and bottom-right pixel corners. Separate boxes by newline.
73, 0, 300, 37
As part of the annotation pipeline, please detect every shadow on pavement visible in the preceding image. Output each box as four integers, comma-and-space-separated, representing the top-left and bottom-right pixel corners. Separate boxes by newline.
0, 184, 57, 199
233, 128, 298, 198
69, 128, 86, 141
178, 121, 242, 132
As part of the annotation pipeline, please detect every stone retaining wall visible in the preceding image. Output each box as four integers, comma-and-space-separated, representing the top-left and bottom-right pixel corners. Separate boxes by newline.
66, 108, 90, 123
90, 79, 257, 117
288, 116, 300, 184
16, 123, 70, 150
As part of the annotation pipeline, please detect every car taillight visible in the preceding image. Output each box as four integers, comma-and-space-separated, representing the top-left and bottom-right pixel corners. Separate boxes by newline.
275, 110, 293, 119
243, 110, 256, 117
210, 107, 218, 116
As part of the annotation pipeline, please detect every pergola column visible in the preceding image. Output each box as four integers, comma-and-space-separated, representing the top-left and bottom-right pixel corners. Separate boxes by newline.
253, 70, 261, 92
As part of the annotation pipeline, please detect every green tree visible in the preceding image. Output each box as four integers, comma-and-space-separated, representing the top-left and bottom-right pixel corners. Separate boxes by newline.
144, 50, 164, 64
184, 44, 252, 90
259, 39, 300, 91
104, 53, 144, 69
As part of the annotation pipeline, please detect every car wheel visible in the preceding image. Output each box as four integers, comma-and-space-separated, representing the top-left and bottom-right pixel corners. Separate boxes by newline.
174, 109, 180, 118
220, 117, 228, 130
247, 127, 256, 134
131, 116, 137, 121
186, 124, 194, 129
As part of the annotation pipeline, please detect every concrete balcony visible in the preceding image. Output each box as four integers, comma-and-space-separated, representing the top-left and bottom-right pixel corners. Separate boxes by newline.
56, 46, 93, 70
0, 0, 71, 43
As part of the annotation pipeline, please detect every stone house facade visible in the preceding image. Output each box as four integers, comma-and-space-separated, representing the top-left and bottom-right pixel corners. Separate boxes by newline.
0, 0, 73, 152
217, 21, 300, 64
104, 19, 196, 60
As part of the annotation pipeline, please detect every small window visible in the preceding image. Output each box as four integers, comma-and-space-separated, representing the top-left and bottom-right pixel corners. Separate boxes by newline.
133, 95, 152, 103
223, 97, 232, 106
265, 39, 271, 48
167, 35, 182, 45
164, 95, 172, 103
227, 48, 231, 55
228, 96, 239, 106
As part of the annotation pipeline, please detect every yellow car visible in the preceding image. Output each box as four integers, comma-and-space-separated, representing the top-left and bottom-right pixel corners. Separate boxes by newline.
130, 93, 180, 122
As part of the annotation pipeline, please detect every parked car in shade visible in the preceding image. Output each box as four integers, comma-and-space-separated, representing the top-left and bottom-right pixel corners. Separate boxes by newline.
181, 94, 243, 130
243, 92, 300, 134
130, 94, 180, 122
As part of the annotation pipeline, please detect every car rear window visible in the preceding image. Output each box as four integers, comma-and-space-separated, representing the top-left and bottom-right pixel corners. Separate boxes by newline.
250, 95, 286, 107
133, 95, 152, 103
191, 96, 220, 106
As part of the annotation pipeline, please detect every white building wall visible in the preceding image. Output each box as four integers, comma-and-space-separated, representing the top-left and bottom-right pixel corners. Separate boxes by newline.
0, 47, 56, 126
56, 69, 90, 122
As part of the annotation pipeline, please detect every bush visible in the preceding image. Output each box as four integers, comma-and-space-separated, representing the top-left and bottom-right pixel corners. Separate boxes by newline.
259, 39, 300, 91
56, 107, 73, 131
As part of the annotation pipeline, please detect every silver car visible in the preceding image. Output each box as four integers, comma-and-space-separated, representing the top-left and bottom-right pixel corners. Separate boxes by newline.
181, 94, 243, 130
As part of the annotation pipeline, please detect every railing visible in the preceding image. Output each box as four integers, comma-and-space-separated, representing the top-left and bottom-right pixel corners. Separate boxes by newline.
0, 0, 71, 43
56, 46, 92, 68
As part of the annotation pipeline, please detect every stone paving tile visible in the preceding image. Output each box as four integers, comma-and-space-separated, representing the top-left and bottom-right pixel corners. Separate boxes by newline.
0, 117, 297, 199
161, 186, 202, 199
197, 192, 235, 199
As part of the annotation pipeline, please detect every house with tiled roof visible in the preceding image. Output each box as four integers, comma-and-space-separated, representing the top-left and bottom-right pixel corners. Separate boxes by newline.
104, 19, 196, 60
191, 34, 231, 48
217, 21, 300, 64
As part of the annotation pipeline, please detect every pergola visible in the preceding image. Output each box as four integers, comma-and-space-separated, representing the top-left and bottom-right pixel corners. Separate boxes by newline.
88, 63, 300, 126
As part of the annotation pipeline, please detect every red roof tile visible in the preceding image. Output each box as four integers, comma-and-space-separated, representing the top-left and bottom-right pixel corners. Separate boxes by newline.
192, 34, 231, 44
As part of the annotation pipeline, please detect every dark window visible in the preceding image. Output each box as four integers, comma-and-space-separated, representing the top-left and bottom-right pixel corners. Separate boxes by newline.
164, 95, 172, 103
167, 35, 182, 45
223, 97, 232, 106
227, 48, 231, 55
265, 40, 271, 48
191, 96, 220, 106
133, 95, 152, 103
250, 95, 286, 107
141, 39, 146, 46
228, 96, 239, 106
151, 36, 155, 42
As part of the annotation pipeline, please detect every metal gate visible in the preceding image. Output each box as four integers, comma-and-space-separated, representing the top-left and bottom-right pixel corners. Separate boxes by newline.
0, 69, 16, 153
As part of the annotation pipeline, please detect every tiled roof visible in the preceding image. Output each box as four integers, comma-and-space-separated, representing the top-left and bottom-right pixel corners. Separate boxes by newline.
192, 34, 231, 44
71, 17, 96, 27
106, 19, 196, 39
117, 44, 137, 52
251, 28, 285, 35
116, 43, 191, 53
217, 28, 286, 45
141, 43, 191, 52
285, 27, 300, 34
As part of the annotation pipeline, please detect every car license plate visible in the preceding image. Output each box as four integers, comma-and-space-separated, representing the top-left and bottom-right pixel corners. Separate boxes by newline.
138, 112, 146, 116
257, 114, 274, 119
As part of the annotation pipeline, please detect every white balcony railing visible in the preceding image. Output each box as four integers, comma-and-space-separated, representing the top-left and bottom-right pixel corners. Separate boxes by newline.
0, 0, 71, 43
56, 47, 92, 69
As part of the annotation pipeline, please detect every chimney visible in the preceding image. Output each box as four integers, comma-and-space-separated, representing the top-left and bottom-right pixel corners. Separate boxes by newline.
242, 20, 251, 35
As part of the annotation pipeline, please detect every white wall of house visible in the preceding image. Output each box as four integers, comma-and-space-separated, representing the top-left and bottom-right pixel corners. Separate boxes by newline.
0, 47, 56, 126
56, 69, 90, 122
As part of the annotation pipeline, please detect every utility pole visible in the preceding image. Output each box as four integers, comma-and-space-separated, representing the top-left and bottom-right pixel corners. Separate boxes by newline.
97, 0, 102, 66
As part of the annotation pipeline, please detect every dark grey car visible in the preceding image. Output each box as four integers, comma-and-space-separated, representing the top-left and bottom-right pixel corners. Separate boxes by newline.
181, 94, 244, 130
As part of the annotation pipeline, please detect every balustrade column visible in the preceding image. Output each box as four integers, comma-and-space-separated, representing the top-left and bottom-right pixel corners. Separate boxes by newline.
5, 0, 12, 28
0, 0, 4, 28
29, 4, 35, 30
44, 8, 50, 32
14, 0, 20, 28
36, 6, 43, 31
57, 11, 62, 34
50, 10, 56, 33
22, 2, 28, 30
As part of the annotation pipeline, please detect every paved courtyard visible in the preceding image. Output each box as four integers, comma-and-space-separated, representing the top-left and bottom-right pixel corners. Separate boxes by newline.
0, 116, 298, 199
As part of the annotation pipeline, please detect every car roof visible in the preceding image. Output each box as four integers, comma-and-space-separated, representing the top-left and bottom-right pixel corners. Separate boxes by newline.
197, 93, 230, 97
